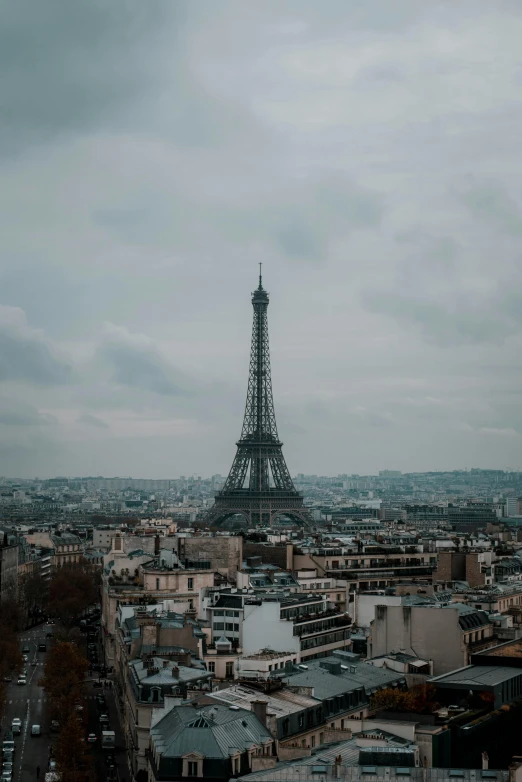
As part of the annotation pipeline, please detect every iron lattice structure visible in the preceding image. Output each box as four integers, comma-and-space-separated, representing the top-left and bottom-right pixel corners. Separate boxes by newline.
205, 270, 313, 528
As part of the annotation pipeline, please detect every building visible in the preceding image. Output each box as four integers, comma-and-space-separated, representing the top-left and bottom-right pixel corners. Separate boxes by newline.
368, 603, 497, 675
50, 532, 83, 568
204, 589, 352, 663
148, 702, 275, 782
0, 543, 18, 601
434, 551, 494, 587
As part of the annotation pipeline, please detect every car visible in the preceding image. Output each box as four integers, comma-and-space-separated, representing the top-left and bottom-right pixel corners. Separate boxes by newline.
93, 681, 103, 689
50, 721, 59, 732
1, 772, 12, 782
48, 761, 57, 773
31, 725, 41, 736
2, 764, 13, 774
22, 646, 30, 653
31, 660, 37, 667
46, 632, 53, 639
3, 676, 11, 683
22, 655, 28, 663
87, 734, 97, 743
105, 753, 116, 768
2, 753, 13, 764
99, 713, 109, 724
11, 719, 21, 730
16, 678, 26, 686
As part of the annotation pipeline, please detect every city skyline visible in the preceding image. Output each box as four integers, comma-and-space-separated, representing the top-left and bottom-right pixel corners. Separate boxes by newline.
2, 2, 522, 478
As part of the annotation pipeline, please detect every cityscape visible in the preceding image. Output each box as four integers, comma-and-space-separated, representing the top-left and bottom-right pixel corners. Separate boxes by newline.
3, 3, 522, 782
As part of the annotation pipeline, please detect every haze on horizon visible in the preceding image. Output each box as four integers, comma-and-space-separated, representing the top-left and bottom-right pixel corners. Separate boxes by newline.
1, 1, 522, 479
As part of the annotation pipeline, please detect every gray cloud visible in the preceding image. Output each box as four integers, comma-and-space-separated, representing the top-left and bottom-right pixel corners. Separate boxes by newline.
2, 1, 522, 476
77, 413, 109, 430
96, 323, 188, 397
0, 398, 57, 427
0, 307, 72, 385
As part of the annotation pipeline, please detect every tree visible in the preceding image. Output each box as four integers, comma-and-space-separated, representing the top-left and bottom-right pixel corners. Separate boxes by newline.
19, 571, 48, 619
39, 641, 88, 720
47, 562, 99, 627
55, 712, 93, 782
371, 684, 439, 714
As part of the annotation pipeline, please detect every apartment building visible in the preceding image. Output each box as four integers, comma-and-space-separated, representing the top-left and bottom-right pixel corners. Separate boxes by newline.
204, 589, 352, 663
369, 603, 497, 674
289, 543, 436, 592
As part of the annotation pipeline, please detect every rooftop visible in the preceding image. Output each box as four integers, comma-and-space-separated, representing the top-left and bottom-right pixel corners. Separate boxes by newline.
432, 665, 522, 688
150, 703, 272, 759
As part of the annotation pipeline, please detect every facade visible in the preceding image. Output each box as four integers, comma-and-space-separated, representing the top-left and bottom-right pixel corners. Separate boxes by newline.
434, 551, 494, 587
0, 544, 19, 601
50, 532, 83, 568
368, 603, 497, 675
204, 590, 352, 664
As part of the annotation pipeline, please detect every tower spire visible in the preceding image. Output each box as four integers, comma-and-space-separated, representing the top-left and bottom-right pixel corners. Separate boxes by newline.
203, 273, 312, 528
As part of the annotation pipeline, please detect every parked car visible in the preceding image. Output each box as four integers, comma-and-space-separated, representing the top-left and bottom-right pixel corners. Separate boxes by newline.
2, 753, 13, 765
48, 760, 57, 771
16, 678, 26, 686
31, 725, 41, 736
2, 764, 13, 774
99, 713, 109, 725
3, 676, 11, 683
93, 681, 103, 689
50, 721, 59, 732
22, 647, 30, 654
87, 734, 97, 744
22, 655, 28, 663
105, 753, 116, 769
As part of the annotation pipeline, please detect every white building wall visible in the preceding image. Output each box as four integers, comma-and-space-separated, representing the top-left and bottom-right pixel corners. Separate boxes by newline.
242, 602, 300, 658
354, 593, 402, 628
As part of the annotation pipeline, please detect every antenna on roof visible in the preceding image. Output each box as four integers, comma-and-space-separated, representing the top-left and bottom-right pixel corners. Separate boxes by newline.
258, 262, 263, 289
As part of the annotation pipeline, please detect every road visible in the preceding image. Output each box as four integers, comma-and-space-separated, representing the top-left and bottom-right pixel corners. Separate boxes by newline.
2, 624, 50, 782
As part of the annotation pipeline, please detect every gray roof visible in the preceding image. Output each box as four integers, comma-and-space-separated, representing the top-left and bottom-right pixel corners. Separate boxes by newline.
432, 665, 522, 688
131, 657, 209, 686
150, 704, 272, 759
282, 657, 404, 699
239, 765, 509, 782
237, 733, 415, 781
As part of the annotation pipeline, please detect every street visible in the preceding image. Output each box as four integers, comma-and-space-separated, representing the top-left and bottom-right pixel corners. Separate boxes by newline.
2, 624, 49, 782
2, 620, 128, 782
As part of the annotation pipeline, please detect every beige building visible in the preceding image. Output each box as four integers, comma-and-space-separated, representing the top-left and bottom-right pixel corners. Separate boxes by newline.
368, 602, 497, 675
101, 538, 218, 668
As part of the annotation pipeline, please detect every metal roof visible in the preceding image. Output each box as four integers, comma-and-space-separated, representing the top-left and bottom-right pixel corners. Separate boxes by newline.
150, 704, 272, 759
432, 665, 522, 688
282, 657, 404, 699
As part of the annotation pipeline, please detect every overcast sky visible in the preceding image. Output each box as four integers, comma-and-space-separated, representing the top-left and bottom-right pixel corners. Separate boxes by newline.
2, 0, 522, 479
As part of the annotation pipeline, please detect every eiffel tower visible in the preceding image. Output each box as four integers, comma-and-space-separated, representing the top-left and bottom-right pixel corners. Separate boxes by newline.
205, 268, 313, 528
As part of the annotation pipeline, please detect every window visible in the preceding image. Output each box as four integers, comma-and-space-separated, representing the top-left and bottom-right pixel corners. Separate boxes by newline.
214, 622, 224, 631
337, 594, 341, 602
187, 761, 198, 777
298, 715, 304, 729
208, 662, 215, 673
319, 733, 324, 744
156, 578, 160, 591
311, 736, 316, 748
226, 662, 234, 678
188, 578, 194, 591
226, 623, 234, 632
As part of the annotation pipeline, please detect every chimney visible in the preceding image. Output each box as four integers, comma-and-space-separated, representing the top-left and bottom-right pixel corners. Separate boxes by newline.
482, 752, 489, 770
251, 700, 268, 727
172, 666, 180, 678
163, 660, 169, 668
154, 535, 161, 556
